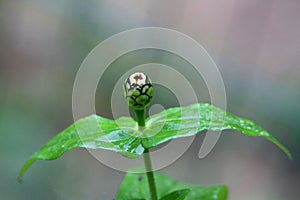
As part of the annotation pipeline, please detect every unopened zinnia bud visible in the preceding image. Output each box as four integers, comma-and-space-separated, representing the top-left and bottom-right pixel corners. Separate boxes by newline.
123, 72, 153, 110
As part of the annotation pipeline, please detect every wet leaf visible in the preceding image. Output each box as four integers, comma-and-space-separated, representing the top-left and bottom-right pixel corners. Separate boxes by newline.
19, 103, 291, 181
18, 115, 143, 181
142, 103, 292, 160
160, 189, 190, 200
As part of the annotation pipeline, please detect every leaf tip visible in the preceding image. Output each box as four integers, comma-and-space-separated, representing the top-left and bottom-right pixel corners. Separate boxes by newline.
17, 175, 23, 184
281, 145, 293, 160
18, 157, 37, 183
286, 150, 293, 160
267, 137, 293, 160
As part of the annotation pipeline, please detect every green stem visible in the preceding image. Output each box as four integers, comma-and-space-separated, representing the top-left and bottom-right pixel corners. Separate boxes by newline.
134, 109, 158, 200
134, 109, 146, 127
143, 148, 158, 200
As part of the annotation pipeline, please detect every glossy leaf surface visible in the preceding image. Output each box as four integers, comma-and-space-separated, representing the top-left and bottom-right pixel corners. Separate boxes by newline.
142, 103, 291, 160
160, 189, 190, 200
19, 103, 291, 180
19, 115, 142, 181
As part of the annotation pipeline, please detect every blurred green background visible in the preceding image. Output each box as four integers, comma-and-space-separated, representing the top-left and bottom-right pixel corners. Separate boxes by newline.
1, 0, 299, 199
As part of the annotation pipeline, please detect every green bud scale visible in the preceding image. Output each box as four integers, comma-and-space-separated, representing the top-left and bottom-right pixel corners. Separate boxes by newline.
123, 72, 153, 110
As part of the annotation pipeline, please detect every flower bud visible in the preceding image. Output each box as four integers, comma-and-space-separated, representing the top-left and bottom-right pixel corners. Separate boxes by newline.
123, 72, 153, 110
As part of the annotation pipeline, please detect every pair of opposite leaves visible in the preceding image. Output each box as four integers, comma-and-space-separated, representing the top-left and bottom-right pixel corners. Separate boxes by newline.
19, 102, 292, 181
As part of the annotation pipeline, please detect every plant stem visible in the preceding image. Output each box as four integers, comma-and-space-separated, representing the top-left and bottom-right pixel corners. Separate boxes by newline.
143, 148, 158, 200
134, 109, 158, 200
134, 109, 146, 127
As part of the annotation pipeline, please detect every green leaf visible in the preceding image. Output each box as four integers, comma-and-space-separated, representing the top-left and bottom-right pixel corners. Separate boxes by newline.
142, 103, 292, 159
172, 184, 227, 200
160, 189, 190, 200
19, 103, 291, 181
116, 172, 175, 200
18, 115, 145, 181
116, 172, 227, 200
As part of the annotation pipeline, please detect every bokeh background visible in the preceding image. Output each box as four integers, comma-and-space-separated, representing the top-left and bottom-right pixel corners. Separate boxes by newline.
1, 0, 299, 199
